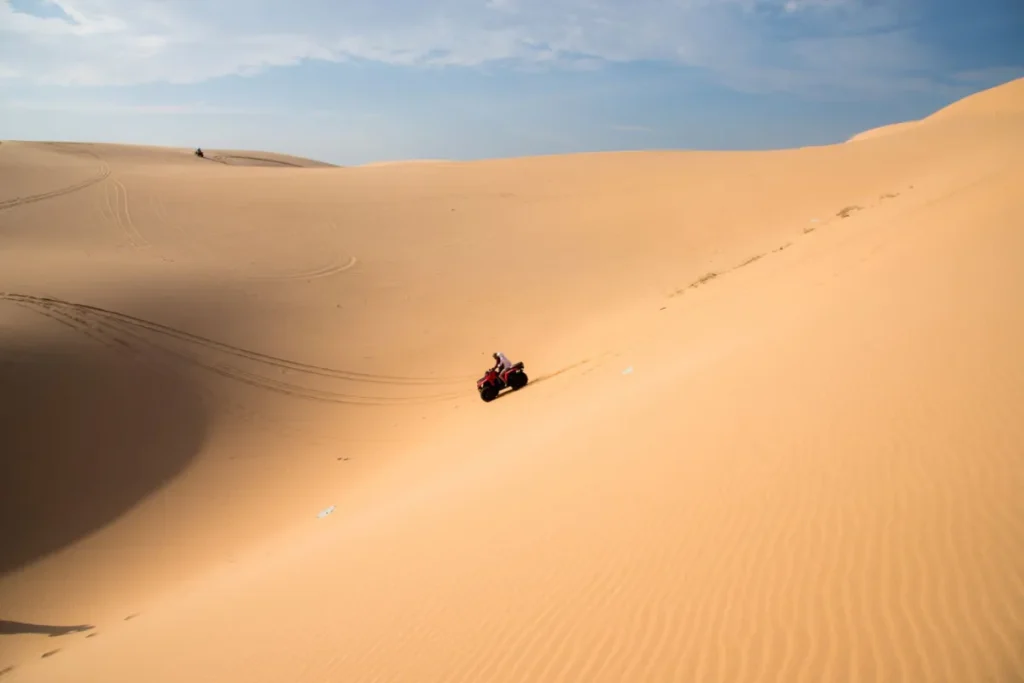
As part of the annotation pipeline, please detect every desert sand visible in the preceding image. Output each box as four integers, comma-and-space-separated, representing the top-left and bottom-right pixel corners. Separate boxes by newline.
1, 77, 1022, 683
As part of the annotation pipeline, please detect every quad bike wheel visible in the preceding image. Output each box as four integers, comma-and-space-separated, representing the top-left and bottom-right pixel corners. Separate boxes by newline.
508, 371, 528, 390
480, 385, 499, 402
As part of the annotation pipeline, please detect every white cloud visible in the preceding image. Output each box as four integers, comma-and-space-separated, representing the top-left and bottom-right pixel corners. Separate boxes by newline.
0, 0, 997, 95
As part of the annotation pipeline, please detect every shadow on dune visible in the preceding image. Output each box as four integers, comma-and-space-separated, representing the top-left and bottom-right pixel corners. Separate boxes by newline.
0, 621, 93, 637
0, 340, 210, 576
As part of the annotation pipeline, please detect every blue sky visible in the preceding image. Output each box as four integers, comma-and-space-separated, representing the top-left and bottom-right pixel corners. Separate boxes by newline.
1, 0, 1021, 165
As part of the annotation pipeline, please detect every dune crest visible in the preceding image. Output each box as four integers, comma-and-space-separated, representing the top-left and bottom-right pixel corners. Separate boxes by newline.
847, 76, 1024, 142
924, 76, 1024, 120
196, 148, 337, 168
846, 119, 920, 142
2, 76, 1023, 683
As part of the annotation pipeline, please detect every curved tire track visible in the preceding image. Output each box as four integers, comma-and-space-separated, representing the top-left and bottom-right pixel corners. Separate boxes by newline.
2, 293, 469, 405
251, 255, 359, 282
103, 176, 149, 248
246, 223, 356, 282
0, 159, 111, 212
1, 293, 461, 383
213, 154, 305, 168
4, 294, 460, 405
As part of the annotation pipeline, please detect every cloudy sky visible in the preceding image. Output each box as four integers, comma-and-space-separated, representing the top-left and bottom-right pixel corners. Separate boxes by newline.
2, 0, 1022, 164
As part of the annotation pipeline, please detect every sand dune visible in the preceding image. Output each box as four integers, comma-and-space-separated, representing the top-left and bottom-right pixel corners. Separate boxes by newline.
848, 75, 1024, 143
358, 159, 453, 168
196, 148, 338, 168
1, 77, 1023, 682
924, 78, 1024, 121
845, 119, 920, 142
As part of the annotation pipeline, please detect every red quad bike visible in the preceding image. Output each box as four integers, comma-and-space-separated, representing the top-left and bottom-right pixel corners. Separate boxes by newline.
477, 361, 528, 402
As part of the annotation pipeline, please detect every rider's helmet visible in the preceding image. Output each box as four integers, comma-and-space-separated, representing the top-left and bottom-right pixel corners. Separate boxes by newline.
493, 352, 499, 359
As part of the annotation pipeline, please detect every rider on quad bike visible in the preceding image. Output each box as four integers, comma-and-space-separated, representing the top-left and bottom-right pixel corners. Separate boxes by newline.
478, 352, 528, 402
491, 351, 514, 375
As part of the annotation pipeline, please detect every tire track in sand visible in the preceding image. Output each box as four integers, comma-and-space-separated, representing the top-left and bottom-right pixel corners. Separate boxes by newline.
9, 299, 458, 406
0, 143, 149, 249
1, 293, 467, 405
0, 155, 111, 212
1, 293, 467, 385
101, 175, 149, 248
249, 255, 359, 282
245, 223, 358, 283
